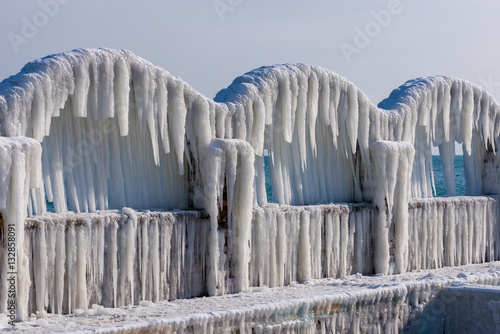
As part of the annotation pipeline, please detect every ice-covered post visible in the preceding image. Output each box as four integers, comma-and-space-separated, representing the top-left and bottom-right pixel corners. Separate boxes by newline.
482, 145, 500, 195
370, 141, 414, 275
0, 137, 43, 322
203, 139, 254, 295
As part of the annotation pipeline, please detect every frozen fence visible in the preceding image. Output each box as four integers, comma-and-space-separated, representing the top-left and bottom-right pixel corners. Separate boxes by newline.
6, 197, 498, 317
1, 48, 500, 320
24, 210, 210, 315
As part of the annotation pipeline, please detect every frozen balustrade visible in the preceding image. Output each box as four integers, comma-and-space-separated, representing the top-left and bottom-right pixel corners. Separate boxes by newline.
1, 48, 500, 319
407, 196, 500, 271
1, 49, 500, 215
0, 196, 498, 319
250, 203, 375, 288
19, 204, 374, 316
8, 197, 498, 318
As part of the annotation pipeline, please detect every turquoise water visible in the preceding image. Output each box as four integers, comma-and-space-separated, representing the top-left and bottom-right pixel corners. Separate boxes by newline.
263, 155, 466, 202
45, 156, 465, 210
264, 156, 274, 203
432, 155, 465, 196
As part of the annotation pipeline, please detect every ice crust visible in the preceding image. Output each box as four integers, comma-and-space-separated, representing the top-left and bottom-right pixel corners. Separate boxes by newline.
5, 262, 500, 333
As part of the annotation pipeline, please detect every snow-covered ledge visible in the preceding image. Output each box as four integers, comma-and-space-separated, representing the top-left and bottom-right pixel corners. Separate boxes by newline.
0, 137, 42, 322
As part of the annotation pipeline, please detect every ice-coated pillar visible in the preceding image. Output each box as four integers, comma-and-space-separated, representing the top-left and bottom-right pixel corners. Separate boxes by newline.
203, 139, 254, 295
0, 137, 43, 322
482, 145, 500, 195
370, 141, 414, 275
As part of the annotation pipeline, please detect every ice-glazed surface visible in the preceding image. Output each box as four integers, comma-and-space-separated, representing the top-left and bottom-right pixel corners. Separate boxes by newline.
438, 284, 500, 334
0, 49, 214, 214
3, 262, 500, 333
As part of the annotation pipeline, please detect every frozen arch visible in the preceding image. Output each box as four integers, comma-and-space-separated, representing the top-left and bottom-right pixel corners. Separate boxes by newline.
2, 50, 499, 216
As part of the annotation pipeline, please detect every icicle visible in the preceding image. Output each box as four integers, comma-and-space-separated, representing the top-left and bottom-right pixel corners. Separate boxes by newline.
204, 139, 254, 294
307, 71, 319, 155
113, 56, 130, 136
346, 85, 359, 155
370, 141, 414, 274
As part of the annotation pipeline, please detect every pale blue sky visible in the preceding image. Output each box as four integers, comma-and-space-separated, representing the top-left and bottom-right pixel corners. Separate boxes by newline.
1, 0, 500, 108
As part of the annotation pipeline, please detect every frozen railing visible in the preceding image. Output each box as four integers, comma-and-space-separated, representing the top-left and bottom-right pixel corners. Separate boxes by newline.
22, 210, 211, 316
1, 48, 500, 319
0, 197, 496, 318
1, 49, 499, 216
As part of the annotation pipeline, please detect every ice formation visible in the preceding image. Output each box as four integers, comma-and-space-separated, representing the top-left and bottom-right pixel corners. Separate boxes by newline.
370, 141, 414, 275
23, 210, 211, 315
1, 48, 500, 320
204, 139, 254, 294
0, 137, 42, 320
251, 204, 375, 287
1, 49, 499, 213
13, 196, 498, 319
407, 196, 499, 270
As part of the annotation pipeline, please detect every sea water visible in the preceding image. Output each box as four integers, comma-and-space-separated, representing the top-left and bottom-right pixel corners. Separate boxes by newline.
44, 155, 463, 210
264, 155, 466, 202
432, 155, 465, 196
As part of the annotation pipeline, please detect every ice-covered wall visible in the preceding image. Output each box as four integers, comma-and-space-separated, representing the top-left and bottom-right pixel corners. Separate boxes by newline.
24, 210, 211, 316
420, 284, 500, 333
14, 263, 500, 333
14, 198, 499, 317
19, 204, 374, 317
407, 196, 499, 271
251, 203, 375, 287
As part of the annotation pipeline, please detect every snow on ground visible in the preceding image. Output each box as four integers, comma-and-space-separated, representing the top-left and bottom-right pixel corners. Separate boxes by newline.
2, 262, 500, 333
